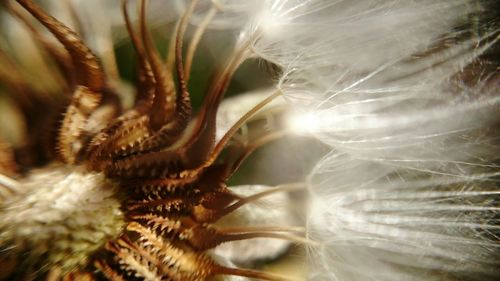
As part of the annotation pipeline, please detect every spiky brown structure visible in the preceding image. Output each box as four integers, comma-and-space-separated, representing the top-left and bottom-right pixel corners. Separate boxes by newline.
0, 0, 300, 280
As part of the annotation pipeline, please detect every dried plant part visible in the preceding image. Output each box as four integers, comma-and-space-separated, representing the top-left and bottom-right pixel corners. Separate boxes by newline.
0, 0, 306, 280
0, 1, 498, 281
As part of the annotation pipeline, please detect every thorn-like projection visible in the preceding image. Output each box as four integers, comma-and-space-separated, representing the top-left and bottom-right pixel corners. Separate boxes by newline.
16, 0, 105, 91
1, 1, 310, 280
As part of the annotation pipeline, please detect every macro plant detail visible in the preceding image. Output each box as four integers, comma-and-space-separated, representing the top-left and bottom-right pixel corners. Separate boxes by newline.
0, 0, 300, 280
0, 0, 499, 281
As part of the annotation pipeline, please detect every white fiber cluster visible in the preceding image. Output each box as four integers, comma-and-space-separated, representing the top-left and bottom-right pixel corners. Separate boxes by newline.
240, 0, 499, 280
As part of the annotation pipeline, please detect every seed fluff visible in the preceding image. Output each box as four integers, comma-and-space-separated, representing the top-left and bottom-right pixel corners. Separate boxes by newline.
0, 1, 498, 281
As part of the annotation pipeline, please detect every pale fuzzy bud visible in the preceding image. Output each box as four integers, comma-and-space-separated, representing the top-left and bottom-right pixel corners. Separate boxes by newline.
0, 166, 124, 273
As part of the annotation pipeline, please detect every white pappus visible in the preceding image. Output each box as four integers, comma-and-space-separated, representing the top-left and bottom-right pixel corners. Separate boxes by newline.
0, 1, 498, 281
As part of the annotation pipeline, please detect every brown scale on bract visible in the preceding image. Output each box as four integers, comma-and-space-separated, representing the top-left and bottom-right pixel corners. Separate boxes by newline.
0, 0, 299, 280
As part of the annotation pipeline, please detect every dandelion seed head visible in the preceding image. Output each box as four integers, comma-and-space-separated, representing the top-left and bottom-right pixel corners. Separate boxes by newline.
0, 0, 498, 280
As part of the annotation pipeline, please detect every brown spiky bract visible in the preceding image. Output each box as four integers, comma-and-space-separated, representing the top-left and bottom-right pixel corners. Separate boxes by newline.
0, 0, 294, 280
